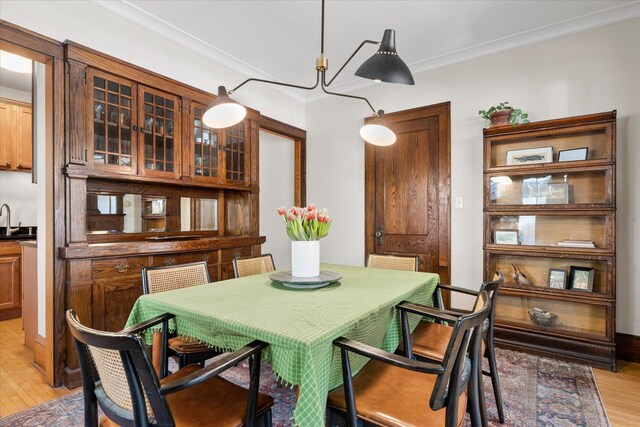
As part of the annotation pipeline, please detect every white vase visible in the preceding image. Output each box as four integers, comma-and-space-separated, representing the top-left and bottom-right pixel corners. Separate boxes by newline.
291, 240, 320, 277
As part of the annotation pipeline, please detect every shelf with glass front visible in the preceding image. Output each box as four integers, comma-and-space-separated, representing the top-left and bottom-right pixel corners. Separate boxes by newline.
485, 250, 614, 298
495, 291, 613, 341
90, 71, 137, 174
484, 113, 615, 172
138, 86, 180, 179
485, 165, 614, 210
485, 211, 614, 254
189, 102, 249, 185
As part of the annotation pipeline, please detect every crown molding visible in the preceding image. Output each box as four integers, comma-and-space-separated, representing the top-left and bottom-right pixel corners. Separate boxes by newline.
92, 0, 639, 106
90, 0, 307, 103
307, 1, 640, 103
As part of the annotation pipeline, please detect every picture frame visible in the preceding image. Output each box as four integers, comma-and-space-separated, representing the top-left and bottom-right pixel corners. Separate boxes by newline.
547, 269, 567, 289
506, 146, 553, 165
544, 182, 569, 204
521, 178, 568, 205
558, 147, 588, 162
569, 266, 594, 292
494, 230, 519, 245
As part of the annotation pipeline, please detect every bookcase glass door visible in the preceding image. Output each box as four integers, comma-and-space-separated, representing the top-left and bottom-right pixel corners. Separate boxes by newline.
92, 73, 135, 171
140, 87, 178, 176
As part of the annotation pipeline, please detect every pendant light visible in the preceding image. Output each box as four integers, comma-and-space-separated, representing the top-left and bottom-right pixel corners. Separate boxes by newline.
203, 0, 414, 146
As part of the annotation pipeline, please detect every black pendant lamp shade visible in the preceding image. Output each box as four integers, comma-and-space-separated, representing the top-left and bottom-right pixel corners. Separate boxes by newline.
355, 29, 414, 85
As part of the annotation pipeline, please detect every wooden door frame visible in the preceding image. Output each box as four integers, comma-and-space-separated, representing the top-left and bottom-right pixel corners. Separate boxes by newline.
364, 102, 451, 289
258, 114, 307, 207
1, 21, 65, 386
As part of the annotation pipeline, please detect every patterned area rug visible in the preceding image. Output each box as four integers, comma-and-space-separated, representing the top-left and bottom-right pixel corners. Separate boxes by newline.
0, 348, 609, 427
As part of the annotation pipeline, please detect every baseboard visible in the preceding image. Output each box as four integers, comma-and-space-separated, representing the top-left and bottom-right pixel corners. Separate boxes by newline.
616, 333, 640, 363
33, 334, 46, 372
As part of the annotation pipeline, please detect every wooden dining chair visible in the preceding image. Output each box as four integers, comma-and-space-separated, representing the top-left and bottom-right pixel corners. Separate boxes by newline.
233, 254, 276, 278
66, 309, 274, 427
327, 291, 491, 427
400, 272, 505, 424
142, 261, 220, 375
366, 254, 419, 272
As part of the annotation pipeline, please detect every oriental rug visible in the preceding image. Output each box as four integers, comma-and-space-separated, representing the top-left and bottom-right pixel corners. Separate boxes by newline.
0, 348, 609, 427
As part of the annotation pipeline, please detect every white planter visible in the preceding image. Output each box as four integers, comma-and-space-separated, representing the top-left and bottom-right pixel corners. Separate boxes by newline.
291, 240, 320, 277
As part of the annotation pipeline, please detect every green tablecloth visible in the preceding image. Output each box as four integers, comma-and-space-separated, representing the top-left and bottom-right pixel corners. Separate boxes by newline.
126, 263, 438, 427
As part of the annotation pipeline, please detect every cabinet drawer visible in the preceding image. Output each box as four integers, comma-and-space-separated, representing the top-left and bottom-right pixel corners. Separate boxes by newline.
220, 246, 251, 263
152, 251, 216, 267
92, 256, 150, 280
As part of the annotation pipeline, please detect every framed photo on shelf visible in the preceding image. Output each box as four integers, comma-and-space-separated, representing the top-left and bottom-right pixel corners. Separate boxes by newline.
545, 182, 569, 204
547, 269, 567, 289
558, 147, 588, 162
494, 230, 519, 245
569, 266, 594, 292
506, 146, 553, 165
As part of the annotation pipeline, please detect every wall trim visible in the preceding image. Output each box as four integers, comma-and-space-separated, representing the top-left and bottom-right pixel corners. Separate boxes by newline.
616, 332, 640, 363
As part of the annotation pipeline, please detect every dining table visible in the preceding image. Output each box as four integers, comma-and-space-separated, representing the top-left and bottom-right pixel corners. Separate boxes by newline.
126, 263, 439, 427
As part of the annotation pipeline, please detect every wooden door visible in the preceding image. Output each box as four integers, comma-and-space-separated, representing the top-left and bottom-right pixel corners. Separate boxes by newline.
0, 101, 12, 170
365, 102, 451, 305
0, 254, 21, 320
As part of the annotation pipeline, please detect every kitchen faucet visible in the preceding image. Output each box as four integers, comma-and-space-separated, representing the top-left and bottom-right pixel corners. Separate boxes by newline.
0, 204, 21, 236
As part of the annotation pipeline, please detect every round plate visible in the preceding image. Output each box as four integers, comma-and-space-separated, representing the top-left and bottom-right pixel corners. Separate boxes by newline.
269, 270, 342, 289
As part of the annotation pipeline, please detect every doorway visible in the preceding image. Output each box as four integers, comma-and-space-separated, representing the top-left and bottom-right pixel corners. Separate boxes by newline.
364, 102, 451, 306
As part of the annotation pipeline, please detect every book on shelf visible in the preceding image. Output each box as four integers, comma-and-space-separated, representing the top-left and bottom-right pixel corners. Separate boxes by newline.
557, 240, 595, 248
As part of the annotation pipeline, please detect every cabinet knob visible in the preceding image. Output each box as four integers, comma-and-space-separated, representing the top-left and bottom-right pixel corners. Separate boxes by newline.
132, 125, 138, 131
115, 262, 129, 273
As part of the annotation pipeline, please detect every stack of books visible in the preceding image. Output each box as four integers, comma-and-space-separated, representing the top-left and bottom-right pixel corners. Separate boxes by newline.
557, 239, 595, 248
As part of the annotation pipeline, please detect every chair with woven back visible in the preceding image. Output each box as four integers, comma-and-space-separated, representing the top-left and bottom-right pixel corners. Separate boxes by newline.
366, 253, 419, 272
142, 261, 220, 375
233, 254, 276, 278
401, 271, 506, 424
66, 309, 274, 427
326, 290, 491, 427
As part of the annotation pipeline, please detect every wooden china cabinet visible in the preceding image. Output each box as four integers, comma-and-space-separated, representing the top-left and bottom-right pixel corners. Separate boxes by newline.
60, 42, 265, 388
483, 111, 617, 371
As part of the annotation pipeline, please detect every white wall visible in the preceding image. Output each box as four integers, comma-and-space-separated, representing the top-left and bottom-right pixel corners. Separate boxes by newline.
259, 131, 294, 270
306, 19, 640, 335
0, 86, 30, 103
0, 171, 37, 226
0, 1, 305, 129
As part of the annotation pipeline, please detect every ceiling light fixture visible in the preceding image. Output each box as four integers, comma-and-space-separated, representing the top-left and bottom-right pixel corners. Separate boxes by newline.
0, 50, 32, 74
202, 0, 414, 146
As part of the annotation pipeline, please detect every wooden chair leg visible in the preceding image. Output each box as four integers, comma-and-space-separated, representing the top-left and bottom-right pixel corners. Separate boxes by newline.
486, 344, 505, 423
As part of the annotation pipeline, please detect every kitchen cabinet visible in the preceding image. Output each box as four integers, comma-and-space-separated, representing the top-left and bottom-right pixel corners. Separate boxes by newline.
0, 241, 22, 320
0, 99, 32, 171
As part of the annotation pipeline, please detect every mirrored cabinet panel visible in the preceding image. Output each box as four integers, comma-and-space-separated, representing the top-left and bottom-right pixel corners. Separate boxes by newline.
86, 191, 217, 234
486, 167, 613, 208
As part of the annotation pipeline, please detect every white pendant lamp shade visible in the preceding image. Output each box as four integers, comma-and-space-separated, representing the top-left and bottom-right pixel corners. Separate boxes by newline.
0, 50, 32, 74
360, 110, 396, 146
202, 86, 247, 128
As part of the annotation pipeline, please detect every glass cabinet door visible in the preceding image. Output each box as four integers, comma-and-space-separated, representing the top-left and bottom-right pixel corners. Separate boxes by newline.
487, 213, 613, 252
138, 86, 180, 178
224, 121, 248, 184
495, 293, 610, 340
486, 123, 613, 170
486, 167, 613, 208
191, 104, 219, 181
91, 71, 136, 173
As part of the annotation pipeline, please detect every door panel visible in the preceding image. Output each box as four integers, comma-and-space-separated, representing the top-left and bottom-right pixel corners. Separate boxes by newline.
366, 103, 451, 306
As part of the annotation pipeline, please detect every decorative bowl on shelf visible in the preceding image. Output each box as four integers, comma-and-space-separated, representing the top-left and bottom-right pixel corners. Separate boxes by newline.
528, 307, 558, 327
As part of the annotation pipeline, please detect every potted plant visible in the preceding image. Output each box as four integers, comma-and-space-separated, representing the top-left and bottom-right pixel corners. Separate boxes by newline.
479, 102, 529, 127
277, 204, 332, 277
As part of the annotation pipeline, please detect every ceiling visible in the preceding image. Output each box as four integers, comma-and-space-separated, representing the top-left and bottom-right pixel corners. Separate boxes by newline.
95, 1, 640, 101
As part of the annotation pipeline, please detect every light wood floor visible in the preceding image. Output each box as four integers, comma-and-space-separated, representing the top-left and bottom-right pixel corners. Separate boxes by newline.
0, 318, 70, 417
0, 317, 639, 425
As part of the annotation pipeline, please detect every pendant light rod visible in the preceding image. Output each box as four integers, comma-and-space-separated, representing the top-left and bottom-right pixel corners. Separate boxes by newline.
323, 39, 379, 87
230, 70, 320, 94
